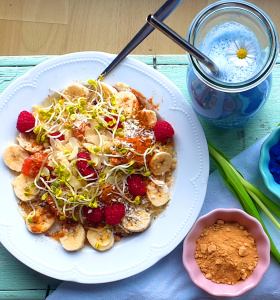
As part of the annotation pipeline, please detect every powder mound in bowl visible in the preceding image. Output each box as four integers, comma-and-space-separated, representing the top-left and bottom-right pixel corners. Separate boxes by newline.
195, 219, 258, 285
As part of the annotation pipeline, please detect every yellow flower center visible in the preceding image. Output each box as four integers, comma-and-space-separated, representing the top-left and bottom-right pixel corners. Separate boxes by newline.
237, 49, 247, 59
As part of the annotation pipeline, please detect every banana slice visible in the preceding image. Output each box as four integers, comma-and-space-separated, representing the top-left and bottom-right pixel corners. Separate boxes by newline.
149, 152, 173, 175
60, 223, 86, 251
100, 82, 118, 97
158, 143, 174, 156
115, 91, 139, 118
25, 206, 56, 234
115, 82, 131, 92
122, 209, 151, 232
12, 174, 39, 201
3, 145, 29, 172
87, 228, 114, 251
146, 183, 170, 207
63, 83, 90, 100
137, 109, 157, 129
17, 133, 43, 153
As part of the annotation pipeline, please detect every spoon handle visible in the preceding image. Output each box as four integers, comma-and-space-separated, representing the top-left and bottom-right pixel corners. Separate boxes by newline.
147, 14, 219, 74
98, 0, 183, 79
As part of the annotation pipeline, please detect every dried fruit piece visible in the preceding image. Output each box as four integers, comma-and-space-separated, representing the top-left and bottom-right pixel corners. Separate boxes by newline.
21, 151, 48, 178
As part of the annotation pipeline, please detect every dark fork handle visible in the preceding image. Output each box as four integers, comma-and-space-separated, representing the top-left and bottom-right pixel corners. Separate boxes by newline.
98, 0, 183, 79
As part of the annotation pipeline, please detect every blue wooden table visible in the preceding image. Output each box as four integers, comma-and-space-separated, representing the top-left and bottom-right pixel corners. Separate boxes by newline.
0, 55, 280, 299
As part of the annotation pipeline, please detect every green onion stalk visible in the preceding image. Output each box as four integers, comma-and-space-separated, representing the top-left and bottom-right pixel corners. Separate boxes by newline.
208, 140, 280, 263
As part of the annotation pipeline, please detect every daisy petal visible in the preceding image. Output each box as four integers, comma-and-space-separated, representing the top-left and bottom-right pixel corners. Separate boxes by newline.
227, 39, 256, 67
245, 57, 254, 64
234, 40, 241, 49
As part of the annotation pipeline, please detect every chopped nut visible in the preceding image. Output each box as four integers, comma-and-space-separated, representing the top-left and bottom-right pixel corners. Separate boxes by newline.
200, 244, 207, 253
217, 219, 224, 225
208, 244, 217, 253
239, 246, 249, 257
215, 258, 222, 264
205, 273, 212, 279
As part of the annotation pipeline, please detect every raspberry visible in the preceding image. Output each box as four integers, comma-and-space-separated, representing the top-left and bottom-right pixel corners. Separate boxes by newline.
50, 132, 65, 141
83, 206, 103, 223
77, 152, 98, 180
104, 203, 125, 225
104, 116, 123, 129
21, 151, 48, 178
127, 175, 146, 196
154, 121, 175, 142
77, 152, 90, 168
16, 111, 36, 133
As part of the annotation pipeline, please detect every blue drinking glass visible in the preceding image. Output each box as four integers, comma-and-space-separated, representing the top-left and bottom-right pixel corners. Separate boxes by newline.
186, 0, 279, 128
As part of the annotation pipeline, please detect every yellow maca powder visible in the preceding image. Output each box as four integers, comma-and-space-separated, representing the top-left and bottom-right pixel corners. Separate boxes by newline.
195, 219, 258, 285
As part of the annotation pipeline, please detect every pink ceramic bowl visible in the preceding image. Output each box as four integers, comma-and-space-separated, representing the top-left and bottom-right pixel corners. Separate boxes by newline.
182, 208, 270, 297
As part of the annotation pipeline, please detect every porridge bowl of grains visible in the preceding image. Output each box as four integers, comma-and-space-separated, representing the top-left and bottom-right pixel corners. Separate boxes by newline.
0, 51, 209, 283
182, 208, 270, 297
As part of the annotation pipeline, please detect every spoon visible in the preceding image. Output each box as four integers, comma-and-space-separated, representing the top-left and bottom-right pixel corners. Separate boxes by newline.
98, 0, 183, 79
146, 14, 219, 74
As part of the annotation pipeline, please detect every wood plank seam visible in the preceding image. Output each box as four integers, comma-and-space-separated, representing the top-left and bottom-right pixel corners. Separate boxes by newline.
153, 55, 157, 69
45, 285, 50, 299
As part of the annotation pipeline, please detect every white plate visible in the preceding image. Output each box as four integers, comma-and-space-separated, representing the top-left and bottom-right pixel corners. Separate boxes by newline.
0, 52, 209, 283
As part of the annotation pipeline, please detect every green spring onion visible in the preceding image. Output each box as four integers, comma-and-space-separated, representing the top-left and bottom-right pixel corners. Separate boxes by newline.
208, 140, 280, 263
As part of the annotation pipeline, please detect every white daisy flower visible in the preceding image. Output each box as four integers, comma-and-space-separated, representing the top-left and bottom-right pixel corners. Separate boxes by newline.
227, 39, 256, 67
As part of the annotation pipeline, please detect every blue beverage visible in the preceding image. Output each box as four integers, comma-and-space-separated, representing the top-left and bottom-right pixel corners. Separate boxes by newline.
186, 1, 278, 128
187, 69, 272, 128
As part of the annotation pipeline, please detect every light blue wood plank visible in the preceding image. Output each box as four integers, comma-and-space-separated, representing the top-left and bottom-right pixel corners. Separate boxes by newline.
129, 55, 154, 65
156, 64, 188, 98
0, 67, 33, 93
0, 290, 48, 299
0, 56, 56, 67
0, 244, 61, 290
0, 55, 154, 67
156, 55, 188, 65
